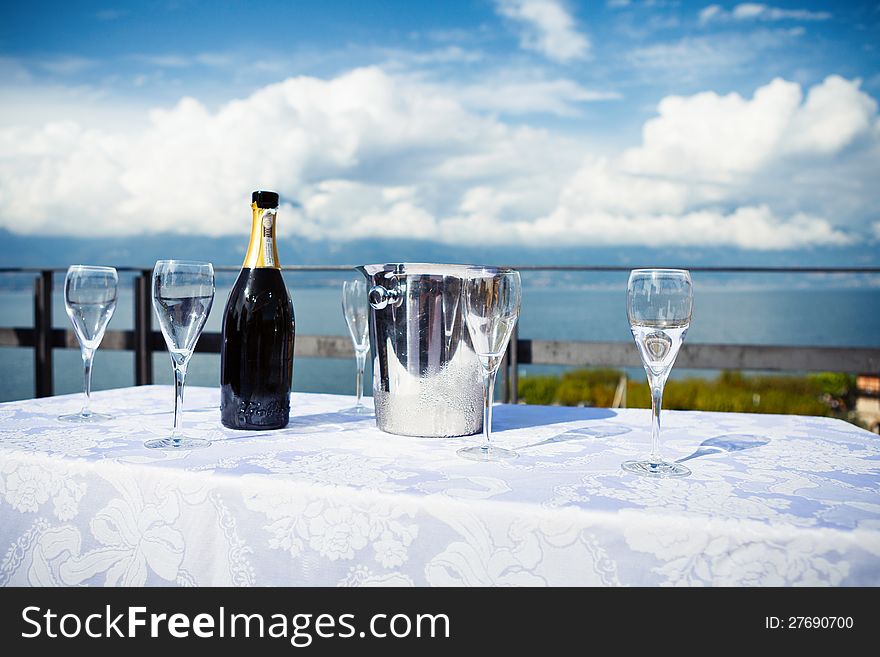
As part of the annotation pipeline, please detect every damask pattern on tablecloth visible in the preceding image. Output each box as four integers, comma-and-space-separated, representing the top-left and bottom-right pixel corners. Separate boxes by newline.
0, 386, 878, 586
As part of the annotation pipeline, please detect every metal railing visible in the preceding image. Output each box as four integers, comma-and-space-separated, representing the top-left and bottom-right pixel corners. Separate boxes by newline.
1, 266, 878, 402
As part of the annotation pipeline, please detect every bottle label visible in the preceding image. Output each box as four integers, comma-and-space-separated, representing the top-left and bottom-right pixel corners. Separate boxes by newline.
261, 211, 275, 267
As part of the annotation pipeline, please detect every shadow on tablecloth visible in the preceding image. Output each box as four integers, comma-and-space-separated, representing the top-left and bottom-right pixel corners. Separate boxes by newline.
491, 403, 617, 433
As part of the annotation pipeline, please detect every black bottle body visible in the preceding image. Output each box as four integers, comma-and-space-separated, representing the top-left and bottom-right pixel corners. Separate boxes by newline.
220, 268, 295, 429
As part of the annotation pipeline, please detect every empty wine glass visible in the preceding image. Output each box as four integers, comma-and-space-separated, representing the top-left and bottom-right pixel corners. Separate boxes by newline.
341, 278, 372, 416
458, 267, 522, 461
623, 269, 693, 477
58, 265, 118, 422
145, 260, 214, 450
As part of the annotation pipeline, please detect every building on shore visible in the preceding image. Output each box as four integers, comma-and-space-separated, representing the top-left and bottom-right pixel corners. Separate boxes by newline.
856, 374, 880, 434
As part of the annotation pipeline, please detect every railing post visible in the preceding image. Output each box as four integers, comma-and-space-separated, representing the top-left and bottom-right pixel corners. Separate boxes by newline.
499, 336, 509, 403
509, 320, 519, 404
500, 320, 519, 404
33, 270, 53, 398
134, 269, 153, 385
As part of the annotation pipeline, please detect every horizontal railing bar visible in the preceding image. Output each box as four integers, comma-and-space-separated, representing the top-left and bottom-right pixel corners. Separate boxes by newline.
508, 266, 880, 274
517, 340, 880, 374
294, 335, 359, 359
0, 328, 354, 360
0, 328, 35, 347
1, 266, 879, 274
188, 334, 353, 358
1, 328, 877, 373
213, 265, 357, 272
0, 267, 147, 274
676, 344, 880, 373
0, 266, 358, 275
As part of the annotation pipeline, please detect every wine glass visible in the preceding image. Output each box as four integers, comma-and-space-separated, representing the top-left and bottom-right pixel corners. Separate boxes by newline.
145, 260, 214, 450
458, 267, 522, 461
58, 265, 118, 422
622, 269, 693, 477
340, 278, 372, 416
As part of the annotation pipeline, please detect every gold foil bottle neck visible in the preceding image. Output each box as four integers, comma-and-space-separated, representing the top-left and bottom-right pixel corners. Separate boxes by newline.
242, 202, 280, 269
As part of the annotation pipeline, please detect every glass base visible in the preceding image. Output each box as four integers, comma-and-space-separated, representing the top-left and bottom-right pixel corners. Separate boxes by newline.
622, 459, 691, 478
144, 437, 211, 450
457, 445, 519, 462
58, 411, 113, 423
339, 405, 373, 416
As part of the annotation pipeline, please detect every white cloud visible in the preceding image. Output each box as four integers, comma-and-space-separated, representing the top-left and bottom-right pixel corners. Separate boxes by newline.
627, 28, 805, 77
621, 78, 805, 180
518, 206, 852, 250
129, 52, 239, 69
494, 0, 590, 62
619, 76, 877, 180
38, 56, 98, 76
298, 181, 439, 242
0, 57, 32, 83
787, 75, 878, 154
0, 68, 577, 240
540, 75, 877, 249
132, 54, 191, 68
0, 83, 149, 132
699, 5, 724, 23
381, 46, 485, 67
0, 70, 876, 251
437, 76, 621, 116
699, 3, 831, 25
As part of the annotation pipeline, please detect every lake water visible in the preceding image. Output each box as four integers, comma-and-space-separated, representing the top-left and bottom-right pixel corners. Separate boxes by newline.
1, 270, 878, 403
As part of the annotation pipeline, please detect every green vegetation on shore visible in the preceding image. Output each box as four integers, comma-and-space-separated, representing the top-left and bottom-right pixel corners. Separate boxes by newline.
518, 369, 858, 423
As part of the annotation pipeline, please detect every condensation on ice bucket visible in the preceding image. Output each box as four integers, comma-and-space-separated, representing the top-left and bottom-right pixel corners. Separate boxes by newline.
357, 263, 483, 438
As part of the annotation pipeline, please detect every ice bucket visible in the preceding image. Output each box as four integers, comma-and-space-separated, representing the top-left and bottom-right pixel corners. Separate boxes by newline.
356, 263, 483, 437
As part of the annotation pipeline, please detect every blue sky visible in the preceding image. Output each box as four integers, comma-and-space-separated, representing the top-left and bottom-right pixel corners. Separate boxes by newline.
1, 1, 878, 253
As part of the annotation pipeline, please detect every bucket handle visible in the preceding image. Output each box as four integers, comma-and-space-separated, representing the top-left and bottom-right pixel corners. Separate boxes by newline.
369, 275, 404, 310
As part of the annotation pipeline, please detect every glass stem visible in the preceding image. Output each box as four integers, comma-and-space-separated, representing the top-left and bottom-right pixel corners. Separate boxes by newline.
650, 383, 664, 463
355, 350, 367, 406
80, 347, 95, 416
481, 368, 497, 451
172, 359, 188, 438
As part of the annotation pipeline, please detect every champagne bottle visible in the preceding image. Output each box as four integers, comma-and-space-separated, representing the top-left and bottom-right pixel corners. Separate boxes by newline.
220, 190, 295, 429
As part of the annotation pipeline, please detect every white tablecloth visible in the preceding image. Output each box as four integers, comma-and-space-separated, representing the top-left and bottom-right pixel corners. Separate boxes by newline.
0, 385, 878, 586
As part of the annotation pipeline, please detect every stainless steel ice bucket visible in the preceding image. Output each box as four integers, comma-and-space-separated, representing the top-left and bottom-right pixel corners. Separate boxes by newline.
356, 263, 483, 437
